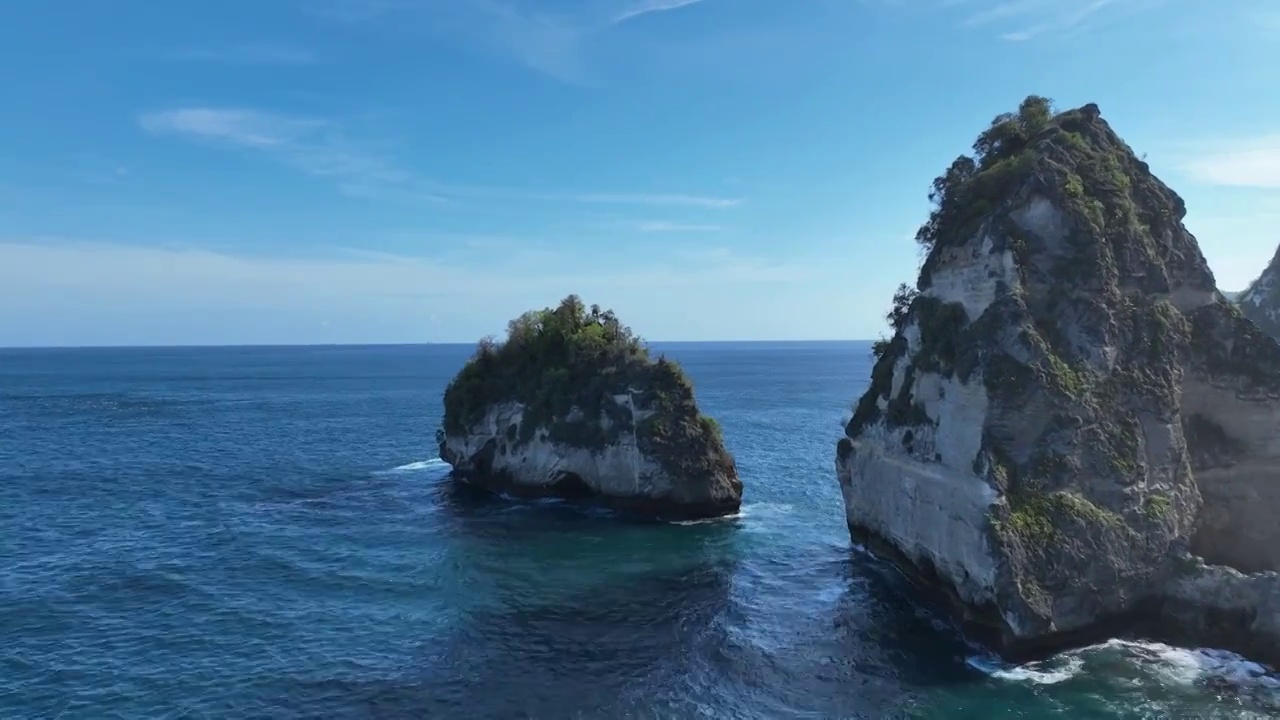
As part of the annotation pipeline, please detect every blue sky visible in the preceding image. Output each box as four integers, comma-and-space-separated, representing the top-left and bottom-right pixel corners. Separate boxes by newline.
1, 0, 1278, 346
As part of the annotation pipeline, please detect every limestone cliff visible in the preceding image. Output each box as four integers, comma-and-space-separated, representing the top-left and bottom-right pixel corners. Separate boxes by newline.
438, 295, 741, 520
837, 97, 1280, 666
1237, 246, 1280, 341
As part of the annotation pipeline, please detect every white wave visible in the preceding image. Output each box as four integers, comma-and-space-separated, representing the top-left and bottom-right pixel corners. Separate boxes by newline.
670, 512, 742, 526
740, 502, 793, 519
1097, 639, 1280, 691
814, 581, 846, 605
669, 502, 793, 526
967, 653, 1084, 685
969, 637, 1280, 699
374, 458, 451, 476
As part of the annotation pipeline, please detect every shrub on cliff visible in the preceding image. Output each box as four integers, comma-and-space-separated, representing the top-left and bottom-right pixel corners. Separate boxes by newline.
915, 95, 1055, 253
443, 295, 643, 436
441, 295, 724, 472
911, 94, 1184, 300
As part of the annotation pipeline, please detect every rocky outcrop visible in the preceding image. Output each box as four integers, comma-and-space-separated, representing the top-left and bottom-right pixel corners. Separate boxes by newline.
438, 295, 741, 520
836, 97, 1280, 667
1237, 246, 1280, 340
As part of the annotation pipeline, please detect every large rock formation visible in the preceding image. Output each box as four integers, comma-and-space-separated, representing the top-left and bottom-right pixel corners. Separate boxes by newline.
438, 295, 741, 520
836, 97, 1280, 666
1237, 246, 1280, 340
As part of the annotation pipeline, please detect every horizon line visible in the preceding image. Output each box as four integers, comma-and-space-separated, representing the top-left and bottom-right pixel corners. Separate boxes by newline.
0, 339, 875, 351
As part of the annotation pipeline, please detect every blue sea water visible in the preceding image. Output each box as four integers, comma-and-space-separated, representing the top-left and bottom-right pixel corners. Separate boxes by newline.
2, 342, 1278, 719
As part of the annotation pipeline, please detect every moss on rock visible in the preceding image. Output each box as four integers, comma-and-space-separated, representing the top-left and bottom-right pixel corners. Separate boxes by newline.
999, 491, 1127, 547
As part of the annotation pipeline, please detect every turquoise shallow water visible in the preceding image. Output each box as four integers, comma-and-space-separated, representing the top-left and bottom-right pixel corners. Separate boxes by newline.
2, 342, 1277, 718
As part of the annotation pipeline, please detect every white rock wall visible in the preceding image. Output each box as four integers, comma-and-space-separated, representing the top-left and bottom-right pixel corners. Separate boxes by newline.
840, 219, 1021, 610
441, 400, 670, 499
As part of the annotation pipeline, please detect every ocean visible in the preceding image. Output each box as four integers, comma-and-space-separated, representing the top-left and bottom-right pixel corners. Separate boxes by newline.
2, 342, 1277, 719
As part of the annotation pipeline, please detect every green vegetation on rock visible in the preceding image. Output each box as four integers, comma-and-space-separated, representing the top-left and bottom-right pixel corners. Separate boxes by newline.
441, 295, 726, 480
1042, 351, 1090, 400
1143, 494, 1172, 522
914, 96, 1054, 258
911, 94, 1189, 304
999, 490, 1125, 546
442, 294, 645, 442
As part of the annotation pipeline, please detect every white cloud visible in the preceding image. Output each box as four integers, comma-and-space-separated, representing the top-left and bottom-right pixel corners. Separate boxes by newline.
1182, 135, 1280, 189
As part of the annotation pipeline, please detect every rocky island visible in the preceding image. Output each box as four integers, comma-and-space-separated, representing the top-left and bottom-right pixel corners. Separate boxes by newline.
836, 96, 1280, 666
438, 294, 742, 520
1237, 246, 1280, 341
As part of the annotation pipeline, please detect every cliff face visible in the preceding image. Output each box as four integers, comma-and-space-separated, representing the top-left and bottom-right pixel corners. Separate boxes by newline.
837, 98, 1280, 664
438, 295, 741, 520
1237, 246, 1280, 341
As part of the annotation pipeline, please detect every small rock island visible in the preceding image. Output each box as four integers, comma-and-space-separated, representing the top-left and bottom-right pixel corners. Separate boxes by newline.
837, 96, 1280, 666
438, 294, 742, 520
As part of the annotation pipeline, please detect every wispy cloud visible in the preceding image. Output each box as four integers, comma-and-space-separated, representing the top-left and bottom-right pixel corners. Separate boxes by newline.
465, 1, 596, 84
139, 106, 742, 208
139, 107, 442, 202
614, 0, 707, 25
449, 187, 742, 210
632, 220, 722, 232
1181, 135, 1280, 189
140, 108, 321, 148
999, 26, 1046, 41
306, 0, 714, 84
164, 44, 318, 65
569, 193, 741, 209
937, 0, 1151, 40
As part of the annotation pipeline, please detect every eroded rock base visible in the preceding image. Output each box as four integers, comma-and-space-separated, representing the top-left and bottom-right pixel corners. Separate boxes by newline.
452, 468, 742, 521
853, 525, 1280, 670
